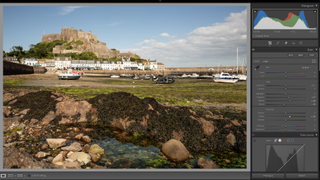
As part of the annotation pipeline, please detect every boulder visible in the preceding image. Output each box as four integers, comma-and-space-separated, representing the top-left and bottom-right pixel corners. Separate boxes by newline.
161, 139, 189, 162
52, 154, 64, 164
88, 153, 100, 163
41, 111, 56, 125
110, 117, 135, 131
3, 146, 59, 169
35, 152, 51, 158
88, 144, 104, 156
55, 99, 97, 123
68, 152, 91, 166
197, 158, 220, 169
81, 135, 92, 143
61, 142, 82, 152
75, 133, 84, 140
46, 138, 67, 149
29, 119, 39, 126
227, 133, 236, 146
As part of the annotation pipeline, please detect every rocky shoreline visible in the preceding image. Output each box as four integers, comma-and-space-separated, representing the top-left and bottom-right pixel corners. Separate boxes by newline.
3, 89, 247, 169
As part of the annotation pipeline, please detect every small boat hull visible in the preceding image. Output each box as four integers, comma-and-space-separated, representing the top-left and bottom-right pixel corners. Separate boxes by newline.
213, 79, 238, 83
58, 75, 81, 80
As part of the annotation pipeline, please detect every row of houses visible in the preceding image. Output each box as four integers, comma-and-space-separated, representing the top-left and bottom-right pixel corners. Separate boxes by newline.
4, 56, 165, 70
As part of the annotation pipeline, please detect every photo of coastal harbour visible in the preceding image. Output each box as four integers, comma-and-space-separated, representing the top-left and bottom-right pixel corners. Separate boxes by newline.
3, 6, 248, 169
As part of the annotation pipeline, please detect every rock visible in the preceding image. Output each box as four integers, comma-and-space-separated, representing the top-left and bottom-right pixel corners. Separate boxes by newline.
18, 109, 30, 115
190, 116, 217, 136
63, 161, 81, 169
35, 152, 51, 158
161, 139, 189, 162
41, 144, 49, 150
10, 131, 18, 137
3, 93, 16, 102
172, 130, 184, 141
227, 133, 236, 146
3, 146, 60, 169
47, 156, 54, 163
52, 154, 64, 164
46, 138, 67, 149
60, 151, 69, 158
3, 106, 13, 117
88, 144, 104, 156
197, 158, 220, 169
72, 127, 80, 132
145, 167, 155, 169
19, 91, 26, 96
68, 152, 91, 166
29, 119, 39, 126
89, 153, 100, 163
3, 116, 20, 131
3, 141, 24, 148
75, 133, 84, 140
90, 162, 105, 169
55, 99, 97, 123
110, 117, 136, 131
83, 144, 91, 153
41, 111, 56, 125
225, 159, 231, 164
81, 135, 92, 143
61, 142, 82, 152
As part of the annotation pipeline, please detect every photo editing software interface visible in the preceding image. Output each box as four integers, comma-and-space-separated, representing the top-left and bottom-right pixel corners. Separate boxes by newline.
0, 2, 319, 180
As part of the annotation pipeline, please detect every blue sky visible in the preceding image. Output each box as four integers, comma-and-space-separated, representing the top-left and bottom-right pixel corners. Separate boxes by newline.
3, 6, 248, 67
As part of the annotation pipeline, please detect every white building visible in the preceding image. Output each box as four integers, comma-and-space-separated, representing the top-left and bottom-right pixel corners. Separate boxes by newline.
149, 59, 157, 70
137, 62, 144, 70
54, 57, 71, 70
122, 58, 131, 69
22, 57, 38, 66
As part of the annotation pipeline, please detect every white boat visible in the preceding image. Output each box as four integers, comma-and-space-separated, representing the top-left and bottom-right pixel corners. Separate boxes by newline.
111, 75, 120, 78
213, 72, 238, 83
190, 73, 199, 78
181, 74, 190, 78
237, 74, 247, 81
197, 74, 213, 79
58, 69, 81, 80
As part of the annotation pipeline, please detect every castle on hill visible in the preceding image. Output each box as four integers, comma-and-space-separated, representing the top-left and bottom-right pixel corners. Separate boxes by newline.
41, 27, 137, 59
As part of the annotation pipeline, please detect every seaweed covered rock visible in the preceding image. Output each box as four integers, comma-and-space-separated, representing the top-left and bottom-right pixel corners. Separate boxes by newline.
197, 158, 220, 169
3, 91, 58, 122
88, 92, 247, 155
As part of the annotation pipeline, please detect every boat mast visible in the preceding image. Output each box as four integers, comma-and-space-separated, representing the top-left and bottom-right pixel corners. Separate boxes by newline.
237, 47, 238, 74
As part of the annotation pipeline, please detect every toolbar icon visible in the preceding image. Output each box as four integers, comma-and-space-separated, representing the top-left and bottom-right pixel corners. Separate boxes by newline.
0, 174, 6, 178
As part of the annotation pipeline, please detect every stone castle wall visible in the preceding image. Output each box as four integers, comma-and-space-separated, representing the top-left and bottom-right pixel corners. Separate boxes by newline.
42, 27, 136, 59
41, 34, 62, 42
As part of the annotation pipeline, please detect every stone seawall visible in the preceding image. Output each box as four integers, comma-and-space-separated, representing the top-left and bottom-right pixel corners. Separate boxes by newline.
3, 60, 46, 75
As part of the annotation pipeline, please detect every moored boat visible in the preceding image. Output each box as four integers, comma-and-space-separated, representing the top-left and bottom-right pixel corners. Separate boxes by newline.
58, 69, 81, 80
213, 72, 238, 83
111, 75, 120, 78
190, 73, 199, 78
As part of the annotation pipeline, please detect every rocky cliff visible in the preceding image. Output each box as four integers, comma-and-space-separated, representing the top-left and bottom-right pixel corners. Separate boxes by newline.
41, 27, 136, 59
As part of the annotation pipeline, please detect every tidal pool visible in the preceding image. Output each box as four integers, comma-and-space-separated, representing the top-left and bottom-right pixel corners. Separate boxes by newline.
90, 137, 164, 168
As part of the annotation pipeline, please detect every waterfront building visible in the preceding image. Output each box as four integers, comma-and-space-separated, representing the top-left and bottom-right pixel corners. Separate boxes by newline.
38, 59, 46, 67
149, 59, 157, 70
54, 56, 71, 70
4, 56, 19, 63
143, 61, 150, 70
157, 62, 165, 70
137, 62, 144, 70
22, 57, 38, 66
86, 60, 95, 70
45, 59, 55, 70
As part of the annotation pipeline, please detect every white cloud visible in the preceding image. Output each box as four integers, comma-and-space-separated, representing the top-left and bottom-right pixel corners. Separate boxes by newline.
134, 39, 157, 46
160, 33, 170, 37
108, 22, 121, 27
121, 9, 247, 67
59, 6, 83, 16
